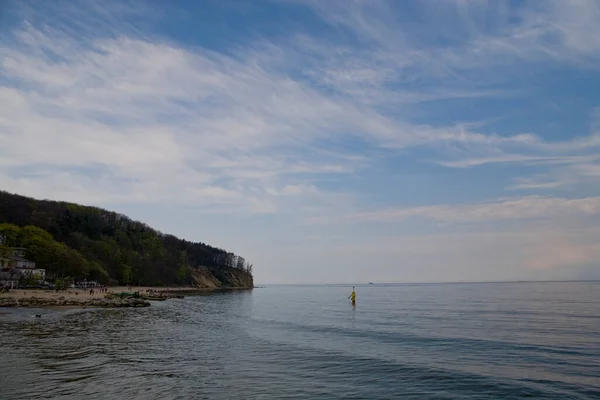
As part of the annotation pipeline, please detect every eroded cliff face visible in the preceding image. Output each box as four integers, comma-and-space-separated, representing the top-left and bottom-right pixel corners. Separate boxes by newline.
190, 266, 254, 289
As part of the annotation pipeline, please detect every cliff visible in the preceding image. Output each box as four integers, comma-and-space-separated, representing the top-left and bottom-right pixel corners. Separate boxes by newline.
191, 266, 254, 289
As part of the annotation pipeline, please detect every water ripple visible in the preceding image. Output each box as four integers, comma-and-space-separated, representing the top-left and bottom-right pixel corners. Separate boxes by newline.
1, 282, 599, 399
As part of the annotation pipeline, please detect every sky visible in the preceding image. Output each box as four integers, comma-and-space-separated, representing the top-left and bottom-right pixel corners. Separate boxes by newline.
1, 0, 600, 284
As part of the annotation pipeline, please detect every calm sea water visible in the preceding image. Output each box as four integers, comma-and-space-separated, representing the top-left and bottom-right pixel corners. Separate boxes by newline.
1, 282, 599, 399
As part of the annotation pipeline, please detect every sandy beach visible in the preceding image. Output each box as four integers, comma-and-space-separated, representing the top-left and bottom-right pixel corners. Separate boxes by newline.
0, 285, 251, 308
0, 286, 196, 302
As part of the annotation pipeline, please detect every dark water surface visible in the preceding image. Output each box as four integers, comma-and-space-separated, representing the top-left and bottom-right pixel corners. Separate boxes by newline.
1, 282, 599, 399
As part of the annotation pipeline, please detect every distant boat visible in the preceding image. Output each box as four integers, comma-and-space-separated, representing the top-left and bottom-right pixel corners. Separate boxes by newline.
368, 282, 374, 285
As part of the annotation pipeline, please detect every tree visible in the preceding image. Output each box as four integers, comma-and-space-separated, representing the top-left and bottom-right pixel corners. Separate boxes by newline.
0, 190, 254, 287
225, 253, 236, 268
121, 264, 133, 285
236, 256, 246, 270
245, 262, 253, 275
0, 223, 21, 246
0, 243, 12, 262
89, 262, 110, 284
176, 250, 189, 284
19, 271, 38, 287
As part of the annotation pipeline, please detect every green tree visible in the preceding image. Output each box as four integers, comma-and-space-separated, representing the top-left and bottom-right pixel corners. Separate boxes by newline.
121, 264, 133, 285
177, 250, 188, 284
0, 243, 12, 260
0, 223, 21, 246
0, 191, 254, 287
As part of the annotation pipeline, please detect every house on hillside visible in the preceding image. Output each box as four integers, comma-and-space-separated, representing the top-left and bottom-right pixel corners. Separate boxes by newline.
0, 269, 20, 289
75, 279, 102, 289
0, 245, 46, 288
0, 233, 11, 273
10, 248, 36, 269
0, 243, 19, 288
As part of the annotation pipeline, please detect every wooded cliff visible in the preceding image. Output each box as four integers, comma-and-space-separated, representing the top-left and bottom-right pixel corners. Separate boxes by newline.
0, 191, 254, 288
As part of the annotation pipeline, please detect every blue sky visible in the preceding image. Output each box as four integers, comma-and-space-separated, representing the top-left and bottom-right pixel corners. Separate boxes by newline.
1, 0, 600, 283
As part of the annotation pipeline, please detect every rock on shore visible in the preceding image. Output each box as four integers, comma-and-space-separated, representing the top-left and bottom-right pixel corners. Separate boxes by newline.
0, 296, 150, 308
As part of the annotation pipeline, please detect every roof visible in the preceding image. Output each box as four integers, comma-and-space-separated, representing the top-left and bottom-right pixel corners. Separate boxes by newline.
10, 255, 34, 263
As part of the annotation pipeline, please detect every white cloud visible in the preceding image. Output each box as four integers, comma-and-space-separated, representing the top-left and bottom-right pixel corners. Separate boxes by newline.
0, 4, 557, 215
287, 0, 600, 108
2, 0, 600, 282
281, 0, 600, 180
1, 22, 366, 212
503, 108, 600, 190
314, 196, 600, 224
507, 158, 600, 190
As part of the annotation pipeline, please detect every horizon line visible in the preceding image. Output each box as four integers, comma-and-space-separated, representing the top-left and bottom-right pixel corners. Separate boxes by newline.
256, 279, 600, 286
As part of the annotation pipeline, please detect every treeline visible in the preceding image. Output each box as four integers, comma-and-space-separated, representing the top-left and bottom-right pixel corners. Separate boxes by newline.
0, 224, 104, 281
0, 191, 253, 286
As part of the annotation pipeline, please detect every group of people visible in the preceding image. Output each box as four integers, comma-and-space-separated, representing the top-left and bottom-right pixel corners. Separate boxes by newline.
88, 287, 109, 295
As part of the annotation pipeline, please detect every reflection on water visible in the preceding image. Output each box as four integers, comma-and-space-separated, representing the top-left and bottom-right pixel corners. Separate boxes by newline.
1, 282, 599, 399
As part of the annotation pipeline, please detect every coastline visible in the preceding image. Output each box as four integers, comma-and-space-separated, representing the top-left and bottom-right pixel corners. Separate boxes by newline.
0, 286, 254, 308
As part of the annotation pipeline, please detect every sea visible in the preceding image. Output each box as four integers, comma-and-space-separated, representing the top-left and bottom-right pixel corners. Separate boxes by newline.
0, 281, 599, 399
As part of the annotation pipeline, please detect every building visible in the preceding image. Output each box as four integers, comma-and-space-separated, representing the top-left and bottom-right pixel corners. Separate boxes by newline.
0, 234, 15, 286
10, 253, 36, 270
10, 248, 37, 271
0, 233, 8, 268
10, 248, 38, 270
0, 270, 20, 289
75, 279, 102, 289
0, 245, 46, 288
19, 267, 46, 282
11, 250, 45, 283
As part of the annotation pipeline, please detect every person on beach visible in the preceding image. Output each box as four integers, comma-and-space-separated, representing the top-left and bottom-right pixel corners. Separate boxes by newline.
348, 287, 356, 305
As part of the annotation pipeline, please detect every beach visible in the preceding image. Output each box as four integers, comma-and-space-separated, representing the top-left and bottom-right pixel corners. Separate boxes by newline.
0, 285, 253, 308
0, 286, 197, 308
0, 286, 193, 301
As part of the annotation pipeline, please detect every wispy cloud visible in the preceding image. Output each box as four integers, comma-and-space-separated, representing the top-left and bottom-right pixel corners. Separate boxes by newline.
1, 0, 557, 212
508, 159, 600, 190
301, 0, 600, 66
1, 10, 369, 212
312, 195, 600, 224
2, 0, 600, 282
284, 0, 600, 180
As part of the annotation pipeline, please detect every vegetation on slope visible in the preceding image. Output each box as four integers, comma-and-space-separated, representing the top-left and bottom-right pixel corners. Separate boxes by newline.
0, 191, 253, 287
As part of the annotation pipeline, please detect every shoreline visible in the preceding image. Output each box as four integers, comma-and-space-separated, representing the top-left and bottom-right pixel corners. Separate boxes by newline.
0, 286, 254, 308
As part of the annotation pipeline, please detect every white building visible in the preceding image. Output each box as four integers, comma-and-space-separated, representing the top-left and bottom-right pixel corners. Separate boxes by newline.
0, 246, 46, 287
0, 233, 8, 269
10, 254, 37, 270
19, 268, 46, 282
